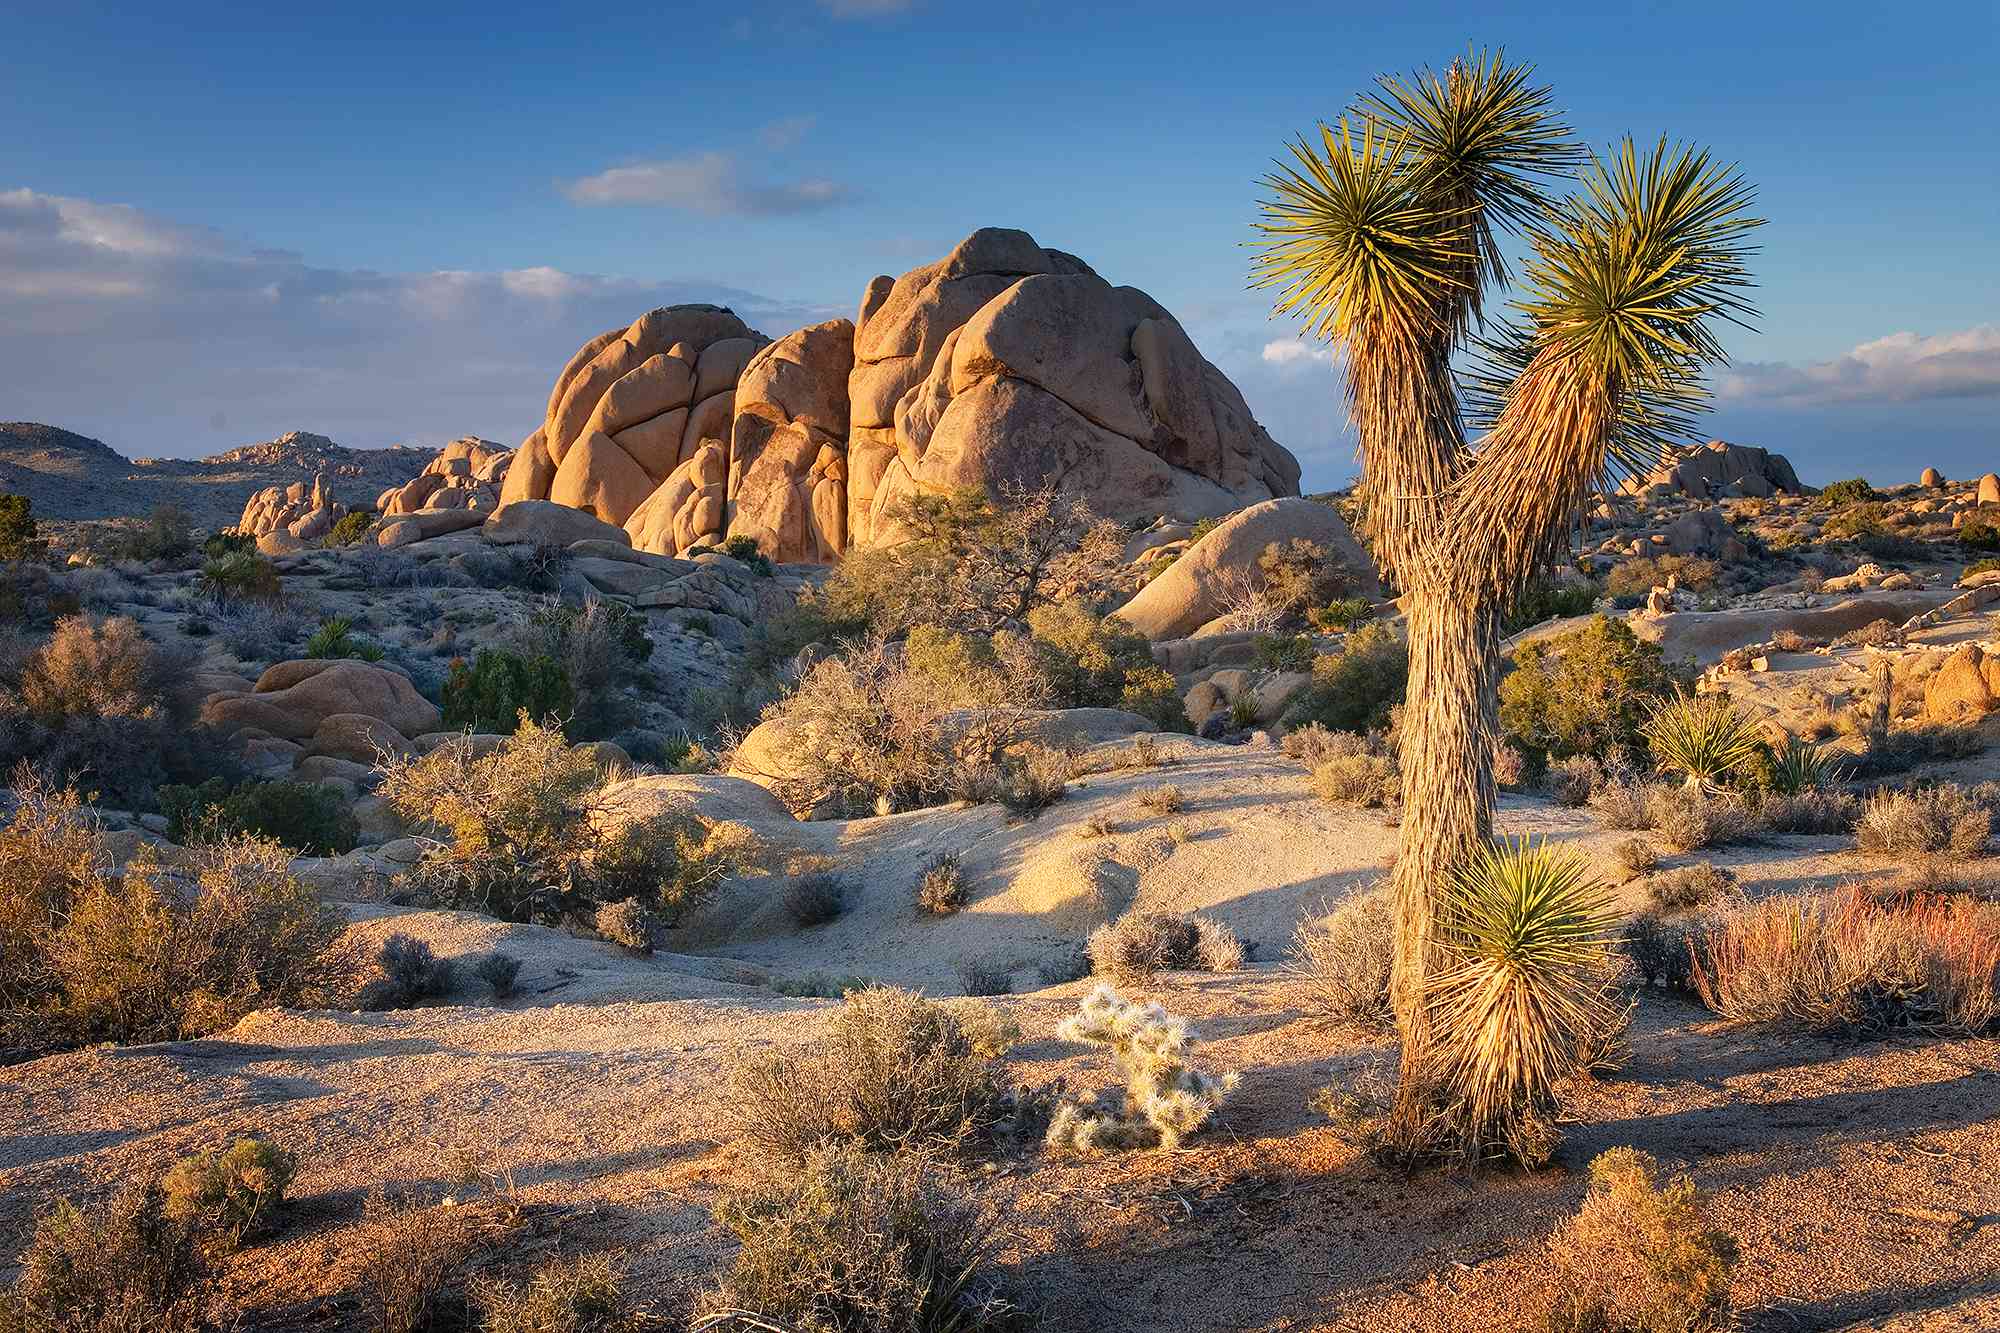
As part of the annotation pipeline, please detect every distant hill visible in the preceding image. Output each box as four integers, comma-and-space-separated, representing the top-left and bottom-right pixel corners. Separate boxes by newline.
0, 423, 439, 529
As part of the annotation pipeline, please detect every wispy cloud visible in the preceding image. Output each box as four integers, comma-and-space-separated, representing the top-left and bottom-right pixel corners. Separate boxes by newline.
816, 0, 918, 16
562, 151, 851, 215
758, 114, 819, 151
1260, 337, 1337, 370
1718, 326, 2000, 407
0, 187, 834, 455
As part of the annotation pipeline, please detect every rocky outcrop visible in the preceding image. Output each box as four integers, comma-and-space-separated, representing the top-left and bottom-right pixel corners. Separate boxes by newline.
236, 472, 347, 542
500, 306, 769, 528
377, 437, 510, 517
200, 660, 441, 742
1621, 440, 1803, 501
1114, 497, 1379, 641
1924, 643, 2000, 721
511, 230, 1303, 563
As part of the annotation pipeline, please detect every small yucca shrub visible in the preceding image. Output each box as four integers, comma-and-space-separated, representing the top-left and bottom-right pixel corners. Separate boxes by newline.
1045, 985, 1239, 1152
160, 1136, 296, 1248
1643, 692, 1765, 791
1692, 888, 2000, 1035
1549, 1147, 1737, 1333
1422, 837, 1621, 1166
1767, 733, 1842, 794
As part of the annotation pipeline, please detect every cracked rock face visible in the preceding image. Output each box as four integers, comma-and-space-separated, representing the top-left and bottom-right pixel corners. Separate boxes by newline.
510, 229, 1303, 563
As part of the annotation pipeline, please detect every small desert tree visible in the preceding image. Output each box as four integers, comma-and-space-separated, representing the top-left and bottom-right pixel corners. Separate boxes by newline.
1253, 51, 1759, 1147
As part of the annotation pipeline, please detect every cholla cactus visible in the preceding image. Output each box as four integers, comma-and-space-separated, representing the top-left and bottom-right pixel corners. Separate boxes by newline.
1046, 985, 1239, 1151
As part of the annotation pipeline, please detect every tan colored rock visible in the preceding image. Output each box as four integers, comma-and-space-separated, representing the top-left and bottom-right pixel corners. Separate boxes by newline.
1113, 498, 1380, 641
549, 429, 659, 525
204, 660, 441, 741
1925, 644, 1997, 721
483, 499, 629, 548
627, 442, 727, 556
727, 318, 856, 563
1921, 466, 1945, 488
1979, 473, 2000, 507
499, 428, 556, 506
307, 713, 414, 765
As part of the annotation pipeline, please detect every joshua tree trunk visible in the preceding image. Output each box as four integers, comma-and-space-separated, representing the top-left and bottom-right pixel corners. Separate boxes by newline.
1389, 572, 1503, 1091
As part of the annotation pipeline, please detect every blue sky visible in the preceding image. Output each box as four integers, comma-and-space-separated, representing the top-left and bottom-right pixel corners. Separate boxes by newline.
2, 0, 1994, 487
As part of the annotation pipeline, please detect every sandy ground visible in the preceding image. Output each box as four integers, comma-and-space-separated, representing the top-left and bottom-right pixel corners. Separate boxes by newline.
5, 739, 1999, 1330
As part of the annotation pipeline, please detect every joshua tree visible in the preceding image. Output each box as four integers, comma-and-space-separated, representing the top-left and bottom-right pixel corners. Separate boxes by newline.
1253, 53, 1759, 1138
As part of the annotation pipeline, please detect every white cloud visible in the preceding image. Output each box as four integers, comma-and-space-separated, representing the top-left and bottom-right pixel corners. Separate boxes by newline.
1260, 337, 1337, 370
563, 152, 851, 215
1718, 326, 2000, 407
0, 187, 835, 456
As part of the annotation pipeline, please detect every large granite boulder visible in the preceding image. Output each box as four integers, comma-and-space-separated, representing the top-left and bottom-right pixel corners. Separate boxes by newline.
201, 660, 441, 741
236, 472, 346, 540
377, 436, 510, 518
726, 318, 856, 563
499, 305, 770, 527
1114, 497, 1379, 640
483, 499, 630, 548
1620, 440, 1803, 500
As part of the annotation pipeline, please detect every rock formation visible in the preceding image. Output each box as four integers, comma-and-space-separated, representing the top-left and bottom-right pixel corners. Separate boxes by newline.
1620, 439, 1803, 501
236, 473, 347, 546
377, 437, 510, 516
505, 229, 1303, 563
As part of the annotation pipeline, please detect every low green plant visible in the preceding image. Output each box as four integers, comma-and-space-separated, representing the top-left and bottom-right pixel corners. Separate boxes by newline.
1252, 631, 1315, 672
0, 1181, 208, 1333
324, 509, 377, 546
1814, 476, 1876, 508
198, 549, 281, 601
1307, 596, 1375, 633
722, 533, 774, 576
303, 615, 385, 661
1642, 692, 1765, 790
441, 649, 573, 733
1502, 576, 1600, 633
1281, 621, 1408, 733
1500, 616, 1691, 762
160, 1136, 297, 1247
0, 493, 48, 561
1767, 733, 1843, 793
159, 776, 360, 856
201, 530, 256, 559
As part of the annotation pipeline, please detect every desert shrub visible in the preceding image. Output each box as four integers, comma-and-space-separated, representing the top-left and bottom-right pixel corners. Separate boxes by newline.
1613, 837, 1660, 877
0, 779, 106, 1017
997, 740, 1074, 815
159, 776, 358, 856
1311, 749, 1400, 810
1692, 888, 2000, 1034
1549, 1147, 1737, 1333
825, 482, 1121, 637
1036, 946, 1091, 987
705, 1142, 1018, 1333
915, 852, 970, 916
1501, 575, 1600, 632
0, 1181, 208, 1333
1289, 885, 1394, 1026
1252, 631, 1316, 672
1604, 554, 1720, 603
374, 933, 456, 1006
1280, 621, 1408, 733
1588, 775, 1656, 830
1005, 601, 1189, 732
1644, 862, 1740, 911
1045, 985, 1239, 1152
1856, 785, 1991, 860
442, 649, 574, 735
201, 530, 255, 559
198, 548, 281, 602
209, 597, 311, 663
474, 953, 522, 999
1087, 910, 1197, 981
1192, 914, 1245, 970
0, 492, 48, 561
523, 597, 653, 740
1959, 518, 2000, 552
955, 960, 1011, 997
718, 533, 774, 576
303, 615, 386, 661
1756, 787, 1861, 834
1500, 616, 1691, 761
1822, 502, 1891, 543
1491, 739, 1529, 788
1418, 837, 1621, 1167
1648, 785, 1762, 853
1279, 720, 1345, 768
1547, 753, 1604, 806
1136, 783, 1185, 816
105, 504, 196, 564
940, 999, 1021, 1060
13, 612, 178, 721
1815, 477, 1877, 508
470, 1253, 643, 1333
31, 833, 346, 1045
160, 1136, 296, 1248
360, 1189, 491, 1333
594, 898, 658, 952
1308, 595, 1376, 633
785, 871, 848, 927
324, 508, 377, 546
1622, 910, 1712, 991
728, 985, 1004, 1160
1642, 692, 1765, 790
378, 717, 758, 924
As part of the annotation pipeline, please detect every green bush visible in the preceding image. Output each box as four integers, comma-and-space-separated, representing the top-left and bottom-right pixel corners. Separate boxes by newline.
722, 533, 774, 576
1815, 477, 1876, 508
441, 649, 573, 734
1499, 616, 1691, 762
160, 1137, 297, 1247
1549, 1147, 1737, 1333
1502, 576, 1600, 633
201, 530, 256, 559
198, 549, 281, 601
303, 615, 385, 662
522, 598, 653, 740
0, 1181, 209, 1333
1280, 622, 1408, 733
159, 777, 359, 856
106, 505, 195, 563
1253, 632, 1316, 672
324, 509, 377, 546
1958, 519, 2000, 552
0, 493, 48, 561
1307, 596, 1375, 633
1604, 555, 1719, 603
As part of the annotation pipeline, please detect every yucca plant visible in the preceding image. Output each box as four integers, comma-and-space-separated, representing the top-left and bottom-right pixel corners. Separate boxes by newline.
1767, 733, 1843, 794
1642, 692, 1765, 791
1421, 837, 1621, 1165
1252, 51, 1760, 1139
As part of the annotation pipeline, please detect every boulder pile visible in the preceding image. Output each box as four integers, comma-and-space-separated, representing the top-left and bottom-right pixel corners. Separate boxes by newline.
236, 473, 349, 549
1620, 439, 1804, 501
376, 437, 511, 517
500, 227, 1303, 563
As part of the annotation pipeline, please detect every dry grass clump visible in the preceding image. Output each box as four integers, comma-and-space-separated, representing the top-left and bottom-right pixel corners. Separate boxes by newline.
1622, 911, 1713, 992
1755, 787, 1861, 834
1588, 775, 1656, 830
1612, 837, 1660, 878
1080, 811, 1117, 838
1549, 1147, 1737, 1333
1135, 783, 1186, 816
1045, 985, 1239, 1152
1307, 731, 1401, 810
729, 986, 1005, 1161
1693, 887, 2000, 1035
704, 1142, 1020, 1333
160, 1136, 296, 1249
0, 785, 350, 1047
914, 852, 971, 916
1288, 885, 1394, 1027
380, 716, 759, 924
939, 999, 1021, 1060
359, 1189, 506, 1333
1855, 784, 1992, 860
783, 871, 848, 928
1086, 910, 1243, 982
0, 1180, 209, 1333
955, 959, 1011, 997
469, 1253, 650, 1333
1644, 863, 1741, 912
594, 899, 659, 952
1647, 785, 1762, 853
